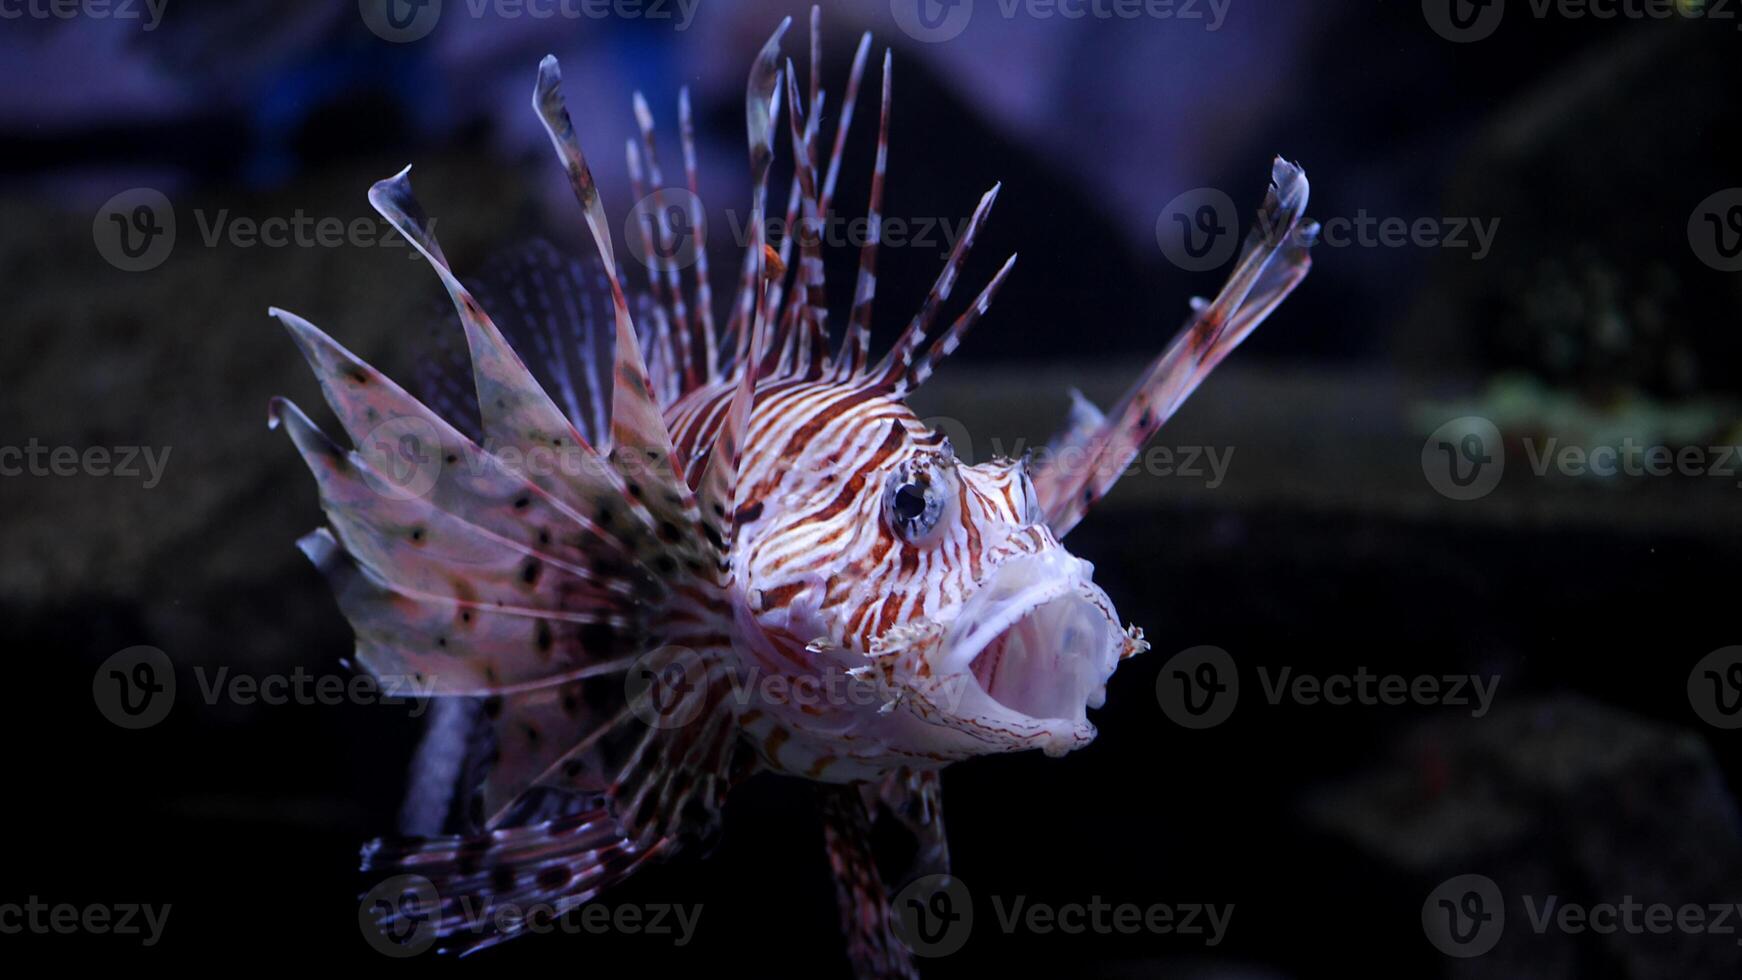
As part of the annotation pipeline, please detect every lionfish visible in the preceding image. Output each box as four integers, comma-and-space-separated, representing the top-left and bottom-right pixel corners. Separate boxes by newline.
268, 8, 1314, 975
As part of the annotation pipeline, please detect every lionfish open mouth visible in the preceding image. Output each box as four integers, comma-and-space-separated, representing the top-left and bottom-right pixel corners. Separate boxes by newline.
936, 550, 1137, 735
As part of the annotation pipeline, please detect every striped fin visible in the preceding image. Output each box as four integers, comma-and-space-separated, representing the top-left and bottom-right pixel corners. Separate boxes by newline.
623, 137, 685, 397
870, 182, 1002, 394
838, 50, 892, 380
778, 58, 830, 379
764, 22, 824, 374
529, 58, 723, 672
820, 32, 873, 215
905, 252, 1018, 391
355, 639, 749, 954
722, 20, 790, 370
696, 17, 789, 557
518, 76, 736, 870
628, 92, 697, 392
412, 241, 616, 447
265, 306, 663, 696
864, 768, 950, 884
820, 786, 919, 979
367, 170, 649, 534
274, 298, 741, 894
564, 640, 742, 843
491, 243, 613, 445
729, 19, 874, 380
761, 131, 801, 371
289, 522, 640, 698
808, 3, 822, 123
361, 806, 665, 956
677, 86, 719, 383
272, 399, 639, 614
473, 677, 630, 821
269, 307, 644, 579
1034, 157, 1317, 537
531, 56, 688, 497
480, 618, 743, 829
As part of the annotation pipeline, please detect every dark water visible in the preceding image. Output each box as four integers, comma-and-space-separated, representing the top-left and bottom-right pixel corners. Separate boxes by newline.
4, 2, 1741, 976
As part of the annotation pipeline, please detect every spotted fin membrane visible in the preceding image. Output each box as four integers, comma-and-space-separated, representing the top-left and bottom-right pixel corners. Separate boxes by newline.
271, 7, 1313, 967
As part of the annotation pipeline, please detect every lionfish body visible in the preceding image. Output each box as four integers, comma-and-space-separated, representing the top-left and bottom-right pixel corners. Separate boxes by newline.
270, 10, 1315, 973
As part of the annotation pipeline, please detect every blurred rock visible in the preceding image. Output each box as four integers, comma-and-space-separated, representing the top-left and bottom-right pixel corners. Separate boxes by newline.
0, 152, 519, 677
1304, 696, 1742, 978
1407, 25, 1742, 400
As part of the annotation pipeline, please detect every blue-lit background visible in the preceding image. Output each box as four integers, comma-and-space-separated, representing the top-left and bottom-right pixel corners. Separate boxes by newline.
4, 1, 1742, 975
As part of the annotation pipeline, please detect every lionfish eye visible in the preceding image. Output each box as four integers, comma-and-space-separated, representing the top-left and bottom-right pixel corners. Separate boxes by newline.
885, 473, 943, 540
893, 483, 928, 522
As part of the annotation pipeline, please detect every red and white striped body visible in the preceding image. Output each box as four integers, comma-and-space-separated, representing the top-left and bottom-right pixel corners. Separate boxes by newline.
272, 8, 1315, 963
667, 376, 1145, 782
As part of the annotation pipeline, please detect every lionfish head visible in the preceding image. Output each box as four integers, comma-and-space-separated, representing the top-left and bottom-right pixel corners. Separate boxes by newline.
739, 398, 1149, 761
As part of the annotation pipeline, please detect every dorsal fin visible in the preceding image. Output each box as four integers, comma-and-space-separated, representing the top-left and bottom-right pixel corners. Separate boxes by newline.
838, 50, 893, 380
532, 57, 689, 494
697, 18, 790, 558
869, 182, 1001, 392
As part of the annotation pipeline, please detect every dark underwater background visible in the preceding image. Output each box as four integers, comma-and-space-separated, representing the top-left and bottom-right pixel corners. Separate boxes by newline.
3, 1, 1741, 975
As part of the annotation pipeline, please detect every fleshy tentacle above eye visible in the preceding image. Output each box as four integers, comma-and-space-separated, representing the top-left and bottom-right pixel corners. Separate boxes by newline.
1033, 157, 1318, 538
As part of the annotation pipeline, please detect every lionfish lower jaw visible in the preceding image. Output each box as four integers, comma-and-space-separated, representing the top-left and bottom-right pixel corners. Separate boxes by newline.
916, 551, 1130, 746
